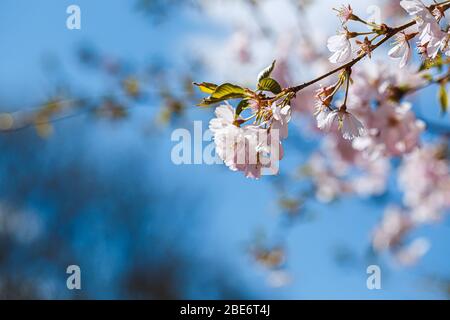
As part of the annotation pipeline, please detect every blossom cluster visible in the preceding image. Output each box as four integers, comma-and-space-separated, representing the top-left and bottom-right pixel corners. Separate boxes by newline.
371, 142, 450, 266
317, 1, 449, 142
209, 102, 289, 179
400, 0, 450, 60
197, 61, 292, 179
193, 0, 450, 269
328, 1, 450, 69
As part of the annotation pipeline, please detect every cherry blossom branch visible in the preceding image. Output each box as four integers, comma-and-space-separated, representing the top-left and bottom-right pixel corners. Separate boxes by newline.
285, 2, 450, 95
285, 21, 416, 94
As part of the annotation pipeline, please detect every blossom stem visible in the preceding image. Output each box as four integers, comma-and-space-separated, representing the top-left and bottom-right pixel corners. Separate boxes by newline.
340, 68, 352, 111
353, 31, 376, 36
352, 15, 379, 28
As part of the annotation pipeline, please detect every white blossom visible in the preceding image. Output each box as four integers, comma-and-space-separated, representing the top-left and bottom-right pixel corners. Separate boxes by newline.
271, 103, 291, 140
327, 32, 352, 64
388, 32, 412, 68
321, 109, 365, 140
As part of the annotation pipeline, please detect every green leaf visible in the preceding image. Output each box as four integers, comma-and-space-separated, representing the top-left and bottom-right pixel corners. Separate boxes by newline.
257, 60, 276, 83
196, 83, 246, 107
197, 95, 245, 107
197, 97, 233, 107
236, 100, 250, 117
439, 82, 448, 114
258, 78, 282, 94
211, 83, 245, 99
193, 82, 218, 94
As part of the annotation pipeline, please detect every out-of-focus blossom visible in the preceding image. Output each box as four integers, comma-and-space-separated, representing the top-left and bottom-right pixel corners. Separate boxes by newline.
229, 30, 251, 63
267, 270, 292, 288
372, 206, 413, 252
353, 102, 425, 158
394, 237, 430, 266
348, 61, 427, 109
307, 153, 348, 203
351, 156, 390, 197
0, 205, 43, 244
306, 135, 390, 202
374, 205, 431, 266
398, 144, 450, 223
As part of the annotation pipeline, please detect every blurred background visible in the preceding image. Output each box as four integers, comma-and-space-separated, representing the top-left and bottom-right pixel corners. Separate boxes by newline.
0, 0, 449, 299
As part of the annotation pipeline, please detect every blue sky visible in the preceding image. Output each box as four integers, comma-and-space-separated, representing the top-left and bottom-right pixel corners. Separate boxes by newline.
1, 0, 449, 299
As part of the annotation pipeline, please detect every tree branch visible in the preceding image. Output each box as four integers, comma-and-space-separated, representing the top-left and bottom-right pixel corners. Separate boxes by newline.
286, 21, 416, 94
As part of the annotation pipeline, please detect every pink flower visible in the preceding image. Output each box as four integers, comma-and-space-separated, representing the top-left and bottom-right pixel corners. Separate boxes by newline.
398, 144, 450, 223
372, 206, 413, 252
334, 4, 354, 24
354, 102, 425, 157
307, 153, 347, 202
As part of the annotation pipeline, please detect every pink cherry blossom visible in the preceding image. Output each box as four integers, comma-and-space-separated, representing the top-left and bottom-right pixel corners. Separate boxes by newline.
353, 102, 425, 158
398, 144, 450, 223
372, 206, 413, 252
335, 5, 354, 24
